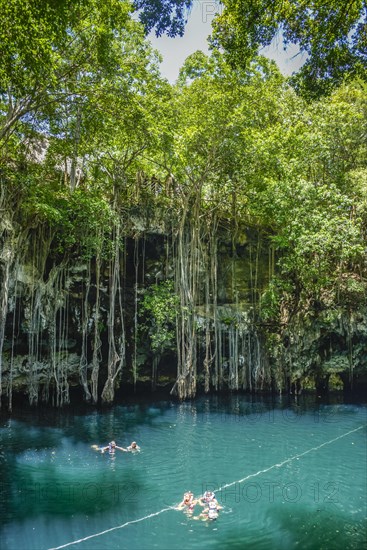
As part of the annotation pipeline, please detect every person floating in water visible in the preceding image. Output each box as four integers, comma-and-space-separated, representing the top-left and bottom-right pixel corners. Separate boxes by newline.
126, 441, 140, 452
195, 491, 222, 521
199, 490, 216, 505
202, 498, 221, 520
100, 441, 126, 454
195, 499, 222, 521
176, 491, 197, 514
92, 440, 141, 454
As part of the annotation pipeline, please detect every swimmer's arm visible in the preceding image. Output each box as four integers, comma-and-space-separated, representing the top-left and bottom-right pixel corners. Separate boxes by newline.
116, 446, 127, 451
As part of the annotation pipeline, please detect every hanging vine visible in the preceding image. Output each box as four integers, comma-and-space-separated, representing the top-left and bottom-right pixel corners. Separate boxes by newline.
79, 261, 92, 401
90, 248, 102, 404
101, 223, 125, 402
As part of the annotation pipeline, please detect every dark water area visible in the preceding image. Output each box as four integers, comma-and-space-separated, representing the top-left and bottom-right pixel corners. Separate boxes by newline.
0, 393, 366, 550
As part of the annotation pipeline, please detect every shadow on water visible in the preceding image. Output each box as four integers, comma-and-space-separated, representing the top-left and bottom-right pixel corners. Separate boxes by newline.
210, 504, 367, 550
0, 465, 145, 524
0, 403, 161, 528
0, 401, 172, 460
267, 503, 367, 550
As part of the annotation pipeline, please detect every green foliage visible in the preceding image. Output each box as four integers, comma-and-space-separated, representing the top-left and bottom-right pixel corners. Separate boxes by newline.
0, 0, 168, 264
20, 180, 116, 259
0, 0, 143, 143
169, 54, 286, 223
177, 51, 212, 85
67, 189, 117, 259
210, 0, 367, 96
270, 181, 364, 280
134, 0, 191, 37
1, 1, 367, 363
140, 281, 178, 352
260, 279, 283, 323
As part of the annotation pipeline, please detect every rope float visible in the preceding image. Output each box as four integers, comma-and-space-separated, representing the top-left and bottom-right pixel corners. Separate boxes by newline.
49, 424, 365, 550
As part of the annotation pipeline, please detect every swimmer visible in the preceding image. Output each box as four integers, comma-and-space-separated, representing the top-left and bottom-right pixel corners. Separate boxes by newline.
100, 441, 126, 454
199, 491, 222, 509
199, 490, 216, 505
176, 491, 197, 514
194, 499, 222, 521
126, 441, 141, 452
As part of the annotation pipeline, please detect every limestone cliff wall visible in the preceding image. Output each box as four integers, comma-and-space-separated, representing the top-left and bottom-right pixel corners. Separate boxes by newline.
1, 211, 366, 408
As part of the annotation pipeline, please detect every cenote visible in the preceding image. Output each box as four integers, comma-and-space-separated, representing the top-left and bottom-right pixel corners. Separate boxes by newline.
0, 394, 366, 550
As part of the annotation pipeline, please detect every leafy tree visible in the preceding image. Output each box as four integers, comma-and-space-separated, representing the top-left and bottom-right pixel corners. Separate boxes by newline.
134, 0, 192, 37
256, 82, 367, 315
0, 0, 133, 143
172, 53, 287, 217
210, 0, 367, 96
19, 178, 116, 259
124, 0, 366, 97
140, 281, 178, 352
0, 0, 171, 261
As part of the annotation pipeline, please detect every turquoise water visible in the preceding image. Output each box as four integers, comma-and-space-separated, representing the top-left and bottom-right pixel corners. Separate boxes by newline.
0, 395, 366, 550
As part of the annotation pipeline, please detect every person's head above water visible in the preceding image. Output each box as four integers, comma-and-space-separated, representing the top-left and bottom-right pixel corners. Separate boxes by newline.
131, 441, 137, 448
109, 441, 116, 447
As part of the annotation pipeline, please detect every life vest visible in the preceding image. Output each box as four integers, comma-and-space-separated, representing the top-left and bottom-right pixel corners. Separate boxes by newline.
207, 500, 218, 520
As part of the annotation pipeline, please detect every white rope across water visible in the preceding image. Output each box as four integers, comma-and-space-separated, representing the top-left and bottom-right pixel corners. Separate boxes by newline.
48, 424, 365, 550
48, 507, 174, 550
219, 423, 365, 491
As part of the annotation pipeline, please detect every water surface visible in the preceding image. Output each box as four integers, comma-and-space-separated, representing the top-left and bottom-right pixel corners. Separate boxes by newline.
0, 395, 366, 550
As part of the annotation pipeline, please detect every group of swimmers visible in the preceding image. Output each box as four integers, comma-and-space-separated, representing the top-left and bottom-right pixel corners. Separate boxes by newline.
176, 490, 223, 521
96, 443, 221, 521
99, 440, 141, 454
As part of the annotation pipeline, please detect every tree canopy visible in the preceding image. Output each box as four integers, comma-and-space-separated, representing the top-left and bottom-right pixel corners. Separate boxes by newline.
127, 0, 367, 95
211, 0, 367, 96
133, 0, 192, 36
0, 0, 143, 142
